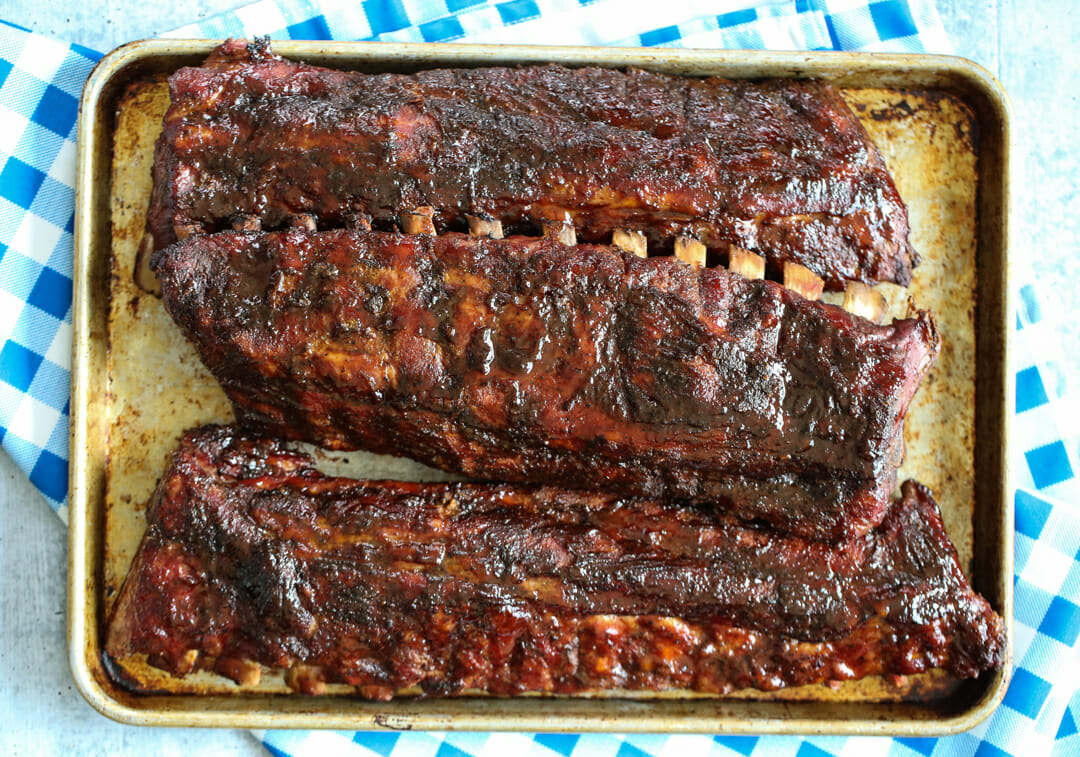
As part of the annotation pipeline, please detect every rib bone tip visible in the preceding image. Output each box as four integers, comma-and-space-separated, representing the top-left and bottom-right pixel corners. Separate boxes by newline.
176, 648, 200, 675
842, 281, 887, 323
345, 212, 372, 231
727, 245, 765, 280
216, 657, 263, 687
674, 237, 706, 267
285, 665, 327, 695
173, 224, 201, 242
611, 229, 647, 258
358, 684, 396, 701
402, 206, 436, 236
542, 217, 577, 247
288, 213, 318, 232
783, 261, 824, 301
231, 214, 262, 232
466, 214, 504, 239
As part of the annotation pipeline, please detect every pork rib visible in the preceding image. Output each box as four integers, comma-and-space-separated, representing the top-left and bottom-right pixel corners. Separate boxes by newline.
148, 39, 917, 290
152, 228, 938, 541
105, 426, 1005, 699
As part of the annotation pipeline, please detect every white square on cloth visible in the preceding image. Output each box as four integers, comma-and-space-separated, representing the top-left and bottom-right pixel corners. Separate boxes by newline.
1026, 544, 1078, 598
7, 391, 60, 449
236, 1, 290, 37
42, 318, 71, 367
0, 103, 30, 156
46, 137, 76, 188
0, 288, 25, 345
13, 34, 69, 83
9, 207, 62, 266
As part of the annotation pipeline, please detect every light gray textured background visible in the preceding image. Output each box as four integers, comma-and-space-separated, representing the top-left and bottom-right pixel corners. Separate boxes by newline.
1, 1, 1077, 754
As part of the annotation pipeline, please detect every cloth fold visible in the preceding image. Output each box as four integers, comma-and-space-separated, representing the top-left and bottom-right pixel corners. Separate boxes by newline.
1, 1, 1077, 755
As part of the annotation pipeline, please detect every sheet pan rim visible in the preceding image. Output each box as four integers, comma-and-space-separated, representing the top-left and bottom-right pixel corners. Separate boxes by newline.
68, 37, 1014, 734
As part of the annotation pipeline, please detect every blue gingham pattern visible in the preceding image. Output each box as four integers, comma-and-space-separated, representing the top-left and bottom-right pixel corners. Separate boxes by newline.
1055, 682, 1080, 757
1012, 274, 1080, 502
0, 20, 99, 522
2, 1, 1078, 755
163, 0, 951, 54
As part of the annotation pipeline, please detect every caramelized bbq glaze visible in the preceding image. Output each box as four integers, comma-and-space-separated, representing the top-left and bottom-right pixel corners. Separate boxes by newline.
105, 427, 1004, 699
148, 39, 917, 290
153, 229, 938, 541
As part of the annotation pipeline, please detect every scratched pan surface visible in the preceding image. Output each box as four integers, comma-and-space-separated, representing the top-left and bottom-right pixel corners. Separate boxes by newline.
69, 40, 1013, 734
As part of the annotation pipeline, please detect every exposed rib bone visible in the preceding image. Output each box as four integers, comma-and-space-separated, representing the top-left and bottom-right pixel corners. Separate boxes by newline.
674, 237, 706, 267
231, 214, 262, 232
783, 261, 824, 301
402, 206, 436, 235
215, 657, 262, 687
172, 649, 199, 675
358, 684, 396, 700
343, 212, 372, 231
173, 224, 200, 242
842, 281, 887, 323
284, 665, 326, 695
727, 245, 765, 280
611, 229, 647, 258
134, 233, 162, 295
466, 215, 504, 239
542, 212, 577, 246
288, 213, 318, 232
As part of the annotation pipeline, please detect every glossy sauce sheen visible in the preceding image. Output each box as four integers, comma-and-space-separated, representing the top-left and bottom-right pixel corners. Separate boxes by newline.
153, 229, 939, 541
104, 427, 1004, 699
148, 39, 918, 290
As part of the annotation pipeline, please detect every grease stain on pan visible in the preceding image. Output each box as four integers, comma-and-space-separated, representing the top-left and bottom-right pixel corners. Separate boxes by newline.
850, 89, 979, 152
104, 78, 235, 616
844, 88, 980, 566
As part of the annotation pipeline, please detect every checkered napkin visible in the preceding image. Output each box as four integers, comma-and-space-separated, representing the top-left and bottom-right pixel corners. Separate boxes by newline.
0, 19, 98, 523
2, 1, 1079, 755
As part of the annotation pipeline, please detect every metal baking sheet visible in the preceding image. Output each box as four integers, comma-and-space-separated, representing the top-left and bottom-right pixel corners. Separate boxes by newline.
70, 39, 1014, 734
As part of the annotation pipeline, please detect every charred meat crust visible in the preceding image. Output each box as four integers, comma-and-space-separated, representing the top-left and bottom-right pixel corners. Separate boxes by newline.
152, 228, 938, 541
105, 427, 1004, 698
148, 39, 918, 290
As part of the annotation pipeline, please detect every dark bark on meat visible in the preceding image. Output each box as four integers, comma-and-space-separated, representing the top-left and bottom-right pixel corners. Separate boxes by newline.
104, 427, 1005, 699
152, 229, 939, 541
147, 39, 918, 290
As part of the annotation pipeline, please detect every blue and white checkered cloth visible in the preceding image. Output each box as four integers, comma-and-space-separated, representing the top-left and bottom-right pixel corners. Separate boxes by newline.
0, 19, 98, 523
2, 1, 1078, 755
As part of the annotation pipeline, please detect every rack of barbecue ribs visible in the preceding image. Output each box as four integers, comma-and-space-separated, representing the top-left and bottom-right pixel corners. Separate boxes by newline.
110, 42, 1006, 704
104, 427, 1004, 699
152, 228, 939, 541
145, 39, 918, 291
